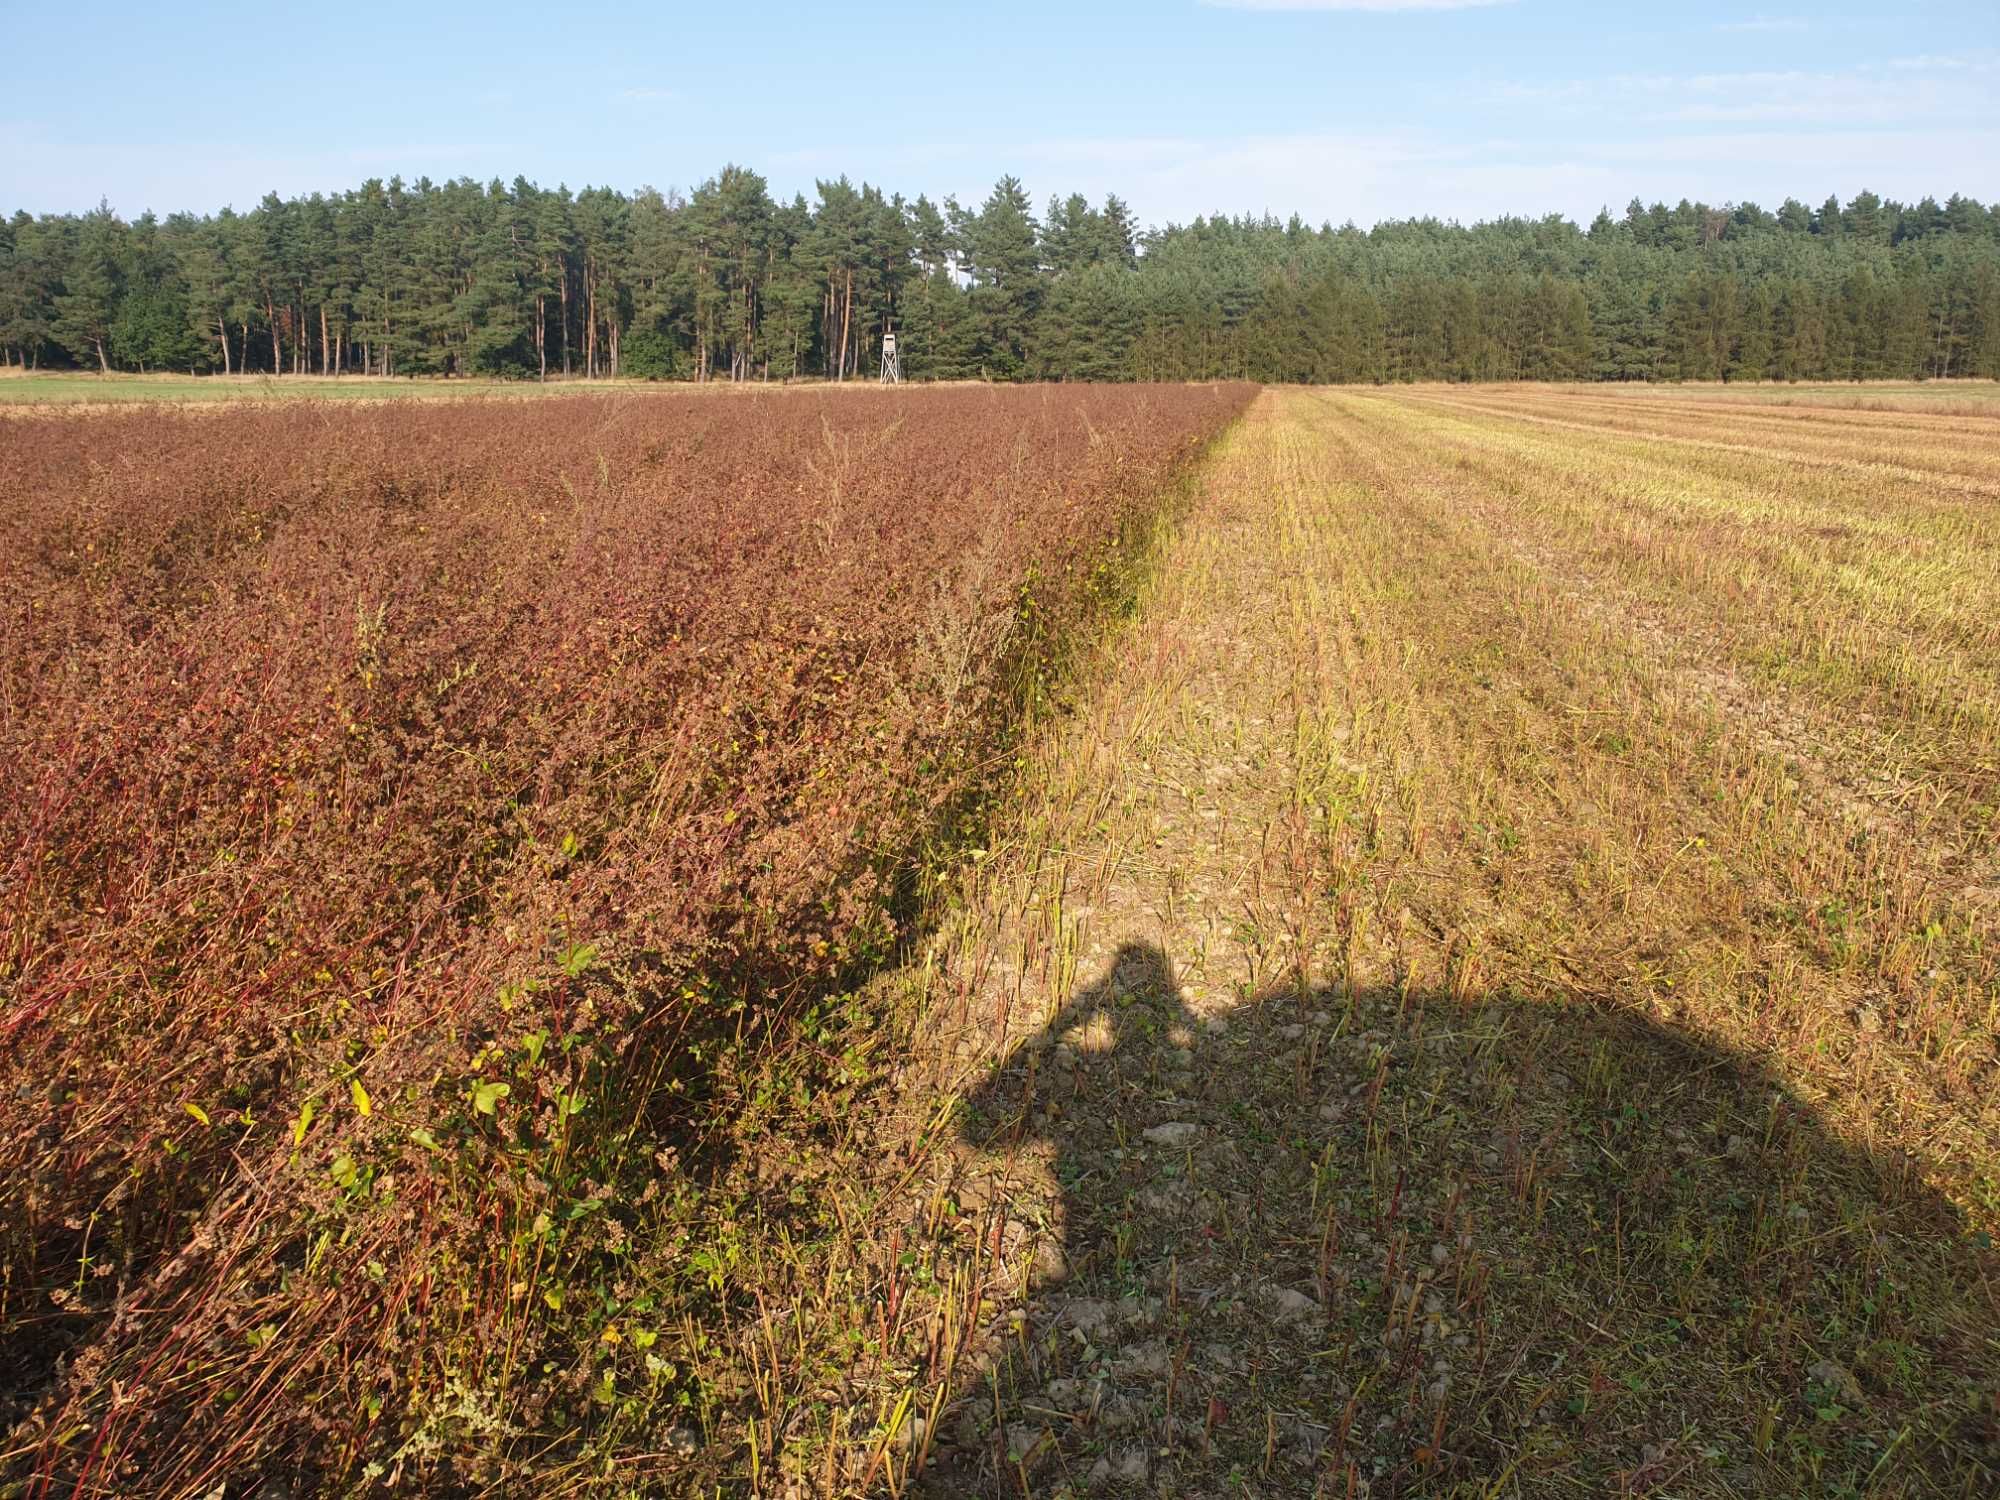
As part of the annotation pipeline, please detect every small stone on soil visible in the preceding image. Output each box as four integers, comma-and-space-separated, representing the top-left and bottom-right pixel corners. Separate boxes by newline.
1089, 1446, 1151, 1484
1267, 1286, 1323, 1325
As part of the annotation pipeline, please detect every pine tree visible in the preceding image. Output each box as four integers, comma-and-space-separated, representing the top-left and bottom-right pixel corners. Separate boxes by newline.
54, 201, 122, 372
958, 176, 1041, 378
110, 212, 200, 372
0, 211, 60, 368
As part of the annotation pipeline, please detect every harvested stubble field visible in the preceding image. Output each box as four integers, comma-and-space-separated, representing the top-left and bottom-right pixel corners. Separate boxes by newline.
876, 384, 1998, 1499
0, 383, 1252, 1494
0, 378, 1995, 1500
1579, 381, 2000, 417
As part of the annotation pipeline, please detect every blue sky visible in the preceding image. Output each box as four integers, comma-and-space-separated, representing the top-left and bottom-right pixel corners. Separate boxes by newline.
4, 1, 1996, 228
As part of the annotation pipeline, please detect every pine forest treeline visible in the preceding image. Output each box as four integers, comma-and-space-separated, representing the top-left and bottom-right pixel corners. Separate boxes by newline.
4, 169, 2000, 384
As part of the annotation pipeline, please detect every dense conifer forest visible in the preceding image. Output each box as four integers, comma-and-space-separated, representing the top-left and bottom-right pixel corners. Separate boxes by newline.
4, 167, 1998, 384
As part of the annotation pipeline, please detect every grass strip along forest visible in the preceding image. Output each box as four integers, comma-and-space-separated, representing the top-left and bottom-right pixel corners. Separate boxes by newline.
0, 382, 1252, 1492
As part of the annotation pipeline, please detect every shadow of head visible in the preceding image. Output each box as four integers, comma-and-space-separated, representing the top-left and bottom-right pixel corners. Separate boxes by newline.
932, 940, 1998, 1495
960, 941, 1199, 1151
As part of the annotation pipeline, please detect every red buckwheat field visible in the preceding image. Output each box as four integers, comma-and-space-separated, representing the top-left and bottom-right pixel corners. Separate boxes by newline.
0, 384, 1251, 1490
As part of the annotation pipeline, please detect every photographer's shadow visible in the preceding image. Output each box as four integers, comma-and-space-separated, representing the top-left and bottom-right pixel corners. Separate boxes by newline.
921, 941, 1996, 1496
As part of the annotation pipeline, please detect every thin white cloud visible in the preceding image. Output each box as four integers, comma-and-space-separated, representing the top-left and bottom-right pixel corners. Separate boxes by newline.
12, 122, 1996, 232
1495, 61, 1992, 129
0, 131, 520, 216
1884, 52, 1992, 71
1201, 0, 1510, 12
617, 87, 679, 102
761, 124, 2000, 231
1715, 16, 1807, 33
